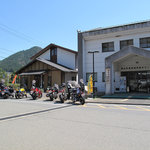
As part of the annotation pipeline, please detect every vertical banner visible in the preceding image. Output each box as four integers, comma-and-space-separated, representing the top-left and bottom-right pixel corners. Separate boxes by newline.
88, 74, 93, 94
12, 75, 17, 84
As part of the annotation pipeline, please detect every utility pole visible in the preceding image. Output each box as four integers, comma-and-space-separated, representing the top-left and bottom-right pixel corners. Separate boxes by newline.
88, 51, 99, 98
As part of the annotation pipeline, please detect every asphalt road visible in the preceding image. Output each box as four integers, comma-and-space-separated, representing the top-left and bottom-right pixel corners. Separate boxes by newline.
0, 98, 150, 150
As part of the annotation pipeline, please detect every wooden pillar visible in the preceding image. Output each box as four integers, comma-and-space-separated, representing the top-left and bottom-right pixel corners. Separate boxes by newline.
44, 74, 48, 91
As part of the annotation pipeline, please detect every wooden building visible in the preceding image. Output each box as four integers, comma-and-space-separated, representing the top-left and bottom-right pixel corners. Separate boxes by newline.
16, 44, 78, 90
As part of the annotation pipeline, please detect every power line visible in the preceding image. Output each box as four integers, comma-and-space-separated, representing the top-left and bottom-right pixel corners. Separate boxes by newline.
0, 56, 5, 59
0, 48, 17, 53
0, 21, 44, 44
0, 21, 45, 59
0, 50, 13, 55
0, 22, 38, 42
0, 25, 35, 43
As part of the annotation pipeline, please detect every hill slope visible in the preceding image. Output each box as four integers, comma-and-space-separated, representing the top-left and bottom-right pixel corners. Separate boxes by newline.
0, 46, 42, 72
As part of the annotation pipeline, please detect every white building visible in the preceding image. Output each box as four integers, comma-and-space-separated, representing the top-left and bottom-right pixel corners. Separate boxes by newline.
78, 20, 150, 94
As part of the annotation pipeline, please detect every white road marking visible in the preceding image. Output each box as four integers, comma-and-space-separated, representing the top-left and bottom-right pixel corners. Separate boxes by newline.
121, 99, 129, 102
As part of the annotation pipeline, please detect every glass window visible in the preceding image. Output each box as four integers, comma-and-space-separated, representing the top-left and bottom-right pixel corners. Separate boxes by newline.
140, 37, 150, 48
86, 72, 97, 82
120, 39, 133, 49
51, 49, 54, 56
54, 48, 57, 55
102, 72, 105, 82
51, 48, 57, 56
72, 76, 76, 81
102, 42, 114, 52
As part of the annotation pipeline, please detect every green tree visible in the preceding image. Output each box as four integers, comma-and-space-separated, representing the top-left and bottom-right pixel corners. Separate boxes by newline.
0, 68, 8, 84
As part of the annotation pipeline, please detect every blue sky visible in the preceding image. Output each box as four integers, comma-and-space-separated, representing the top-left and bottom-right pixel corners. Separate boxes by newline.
0, 0, 150, 60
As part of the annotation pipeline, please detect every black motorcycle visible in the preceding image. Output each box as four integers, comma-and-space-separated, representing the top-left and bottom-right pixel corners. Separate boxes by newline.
59, 80, 85, 105
71, 87, 85, 105
46, 84, 59, 101
59, 83, 69, 103
0, 86, 14, 99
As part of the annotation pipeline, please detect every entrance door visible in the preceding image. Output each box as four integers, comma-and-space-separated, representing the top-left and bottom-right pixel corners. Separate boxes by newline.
121, 71, 150, 93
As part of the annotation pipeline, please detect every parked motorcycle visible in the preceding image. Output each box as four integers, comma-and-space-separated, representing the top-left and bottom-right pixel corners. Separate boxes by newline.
0, 86, 14, 99
68, 80, 85, 105
46, 84, 59, 101
15, 88, 27, 99
59, 83, 68, 103
58, 80, 85, 105
71, 87, 85, 105
30, 87, 42, 100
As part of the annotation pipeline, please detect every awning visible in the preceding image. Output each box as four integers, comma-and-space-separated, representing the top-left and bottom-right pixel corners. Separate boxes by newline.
19, 71, 45, 76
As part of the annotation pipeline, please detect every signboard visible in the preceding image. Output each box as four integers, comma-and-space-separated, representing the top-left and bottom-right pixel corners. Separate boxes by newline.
106, 68, 110, 83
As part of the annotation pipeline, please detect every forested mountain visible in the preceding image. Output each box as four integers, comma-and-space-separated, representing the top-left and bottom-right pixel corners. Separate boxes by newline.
0, 46, 42, 72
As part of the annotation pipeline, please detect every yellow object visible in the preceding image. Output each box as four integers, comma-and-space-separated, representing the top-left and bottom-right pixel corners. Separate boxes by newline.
20, 88, 25, 92
88, 75, 93, 94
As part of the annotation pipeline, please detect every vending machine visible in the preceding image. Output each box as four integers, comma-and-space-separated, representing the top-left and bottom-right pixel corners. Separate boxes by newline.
120, 76, 126, 92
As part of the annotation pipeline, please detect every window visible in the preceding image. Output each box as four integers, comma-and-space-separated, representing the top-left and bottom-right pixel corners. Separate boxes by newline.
51, 48, 57, 63
72, 76, 76, 81
51, 48, 57, 56
120, 39, 133, 49
102, 72, 105, 82
86, 72, 97, 82
52, 49, 54, 56
54, 48, 57, 55
140, 37, 150, 48
102, 42, 114, 52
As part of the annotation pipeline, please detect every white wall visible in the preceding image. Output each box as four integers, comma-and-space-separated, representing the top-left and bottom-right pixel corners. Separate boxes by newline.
57, 48, 76, 69
38, 50, 50, 60
83, 29, 150, 92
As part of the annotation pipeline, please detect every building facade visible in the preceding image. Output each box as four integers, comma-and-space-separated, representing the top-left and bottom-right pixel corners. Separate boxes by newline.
78, 20, 150, 94
16, 44, 78, 90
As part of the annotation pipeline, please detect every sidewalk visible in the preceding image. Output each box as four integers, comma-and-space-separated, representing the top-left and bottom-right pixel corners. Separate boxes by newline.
86, 97, 150, 106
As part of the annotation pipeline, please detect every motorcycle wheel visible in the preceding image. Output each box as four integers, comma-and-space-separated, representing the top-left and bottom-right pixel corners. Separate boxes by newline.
59, 95, 64, 103
15, 94, 18, 99
39, 93, 42, 98
4, 94, 9, 99
80, 97, 85, 105
18, 93, 23, 99
32, 95, 36, 100
50, 97, 53, 101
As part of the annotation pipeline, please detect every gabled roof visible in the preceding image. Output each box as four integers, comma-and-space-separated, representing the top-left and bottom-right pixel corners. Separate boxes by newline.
37, 58, 77, 72
16, 59, 36, 74
16, 58, 77, 74
31, 43, 77, 60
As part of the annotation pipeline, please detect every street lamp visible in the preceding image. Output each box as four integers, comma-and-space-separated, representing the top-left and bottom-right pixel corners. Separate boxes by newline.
88, 51, 99, 98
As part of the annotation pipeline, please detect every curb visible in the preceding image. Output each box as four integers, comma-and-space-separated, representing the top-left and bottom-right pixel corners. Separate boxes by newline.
85, 101, 150, 106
